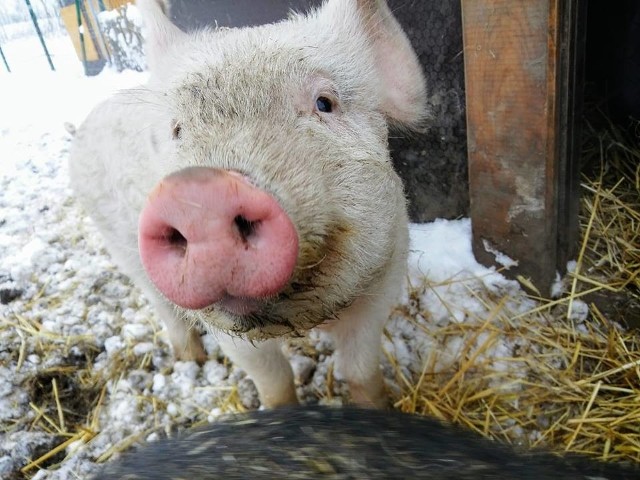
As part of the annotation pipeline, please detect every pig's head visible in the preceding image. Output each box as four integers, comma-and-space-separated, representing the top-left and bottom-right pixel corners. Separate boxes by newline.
135, 0, 427, 339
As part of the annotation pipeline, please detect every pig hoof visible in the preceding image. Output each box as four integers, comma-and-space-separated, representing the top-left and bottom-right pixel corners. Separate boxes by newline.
261, 390, 299, 409
174, 335, 208, 365
348, 384, 389, 409
175, 349, 208, 366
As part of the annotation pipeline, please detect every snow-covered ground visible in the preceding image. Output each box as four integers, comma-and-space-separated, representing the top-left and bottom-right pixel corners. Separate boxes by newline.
0, 31, 546, 479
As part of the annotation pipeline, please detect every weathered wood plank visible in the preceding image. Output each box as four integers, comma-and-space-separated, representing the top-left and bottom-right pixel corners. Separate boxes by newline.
461, 0, 583, 294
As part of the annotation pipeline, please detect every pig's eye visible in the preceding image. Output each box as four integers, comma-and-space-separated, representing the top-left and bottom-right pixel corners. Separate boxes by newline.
315, 96, 333, 113
172, 121, 182, 140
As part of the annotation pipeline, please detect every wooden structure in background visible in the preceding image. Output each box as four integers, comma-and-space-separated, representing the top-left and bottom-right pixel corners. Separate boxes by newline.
60, 1, 100, 62
462, 0, 586, 295
60, 0, 131, 63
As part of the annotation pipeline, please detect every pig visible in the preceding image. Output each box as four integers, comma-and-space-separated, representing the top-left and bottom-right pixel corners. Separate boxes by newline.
69, 0, 427, 409
98, 406, 639, 479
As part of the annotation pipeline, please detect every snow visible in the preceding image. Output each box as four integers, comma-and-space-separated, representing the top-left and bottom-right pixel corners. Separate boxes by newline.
0, 26, 560, 479
482, 238, 519, 269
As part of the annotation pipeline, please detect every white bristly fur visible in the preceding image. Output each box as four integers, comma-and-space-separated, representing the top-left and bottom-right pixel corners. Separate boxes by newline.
69, 0, 427, 408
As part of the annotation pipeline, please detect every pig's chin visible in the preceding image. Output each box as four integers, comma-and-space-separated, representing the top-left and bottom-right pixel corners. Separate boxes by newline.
192, 295, 326, 340
216, 295, 262, 317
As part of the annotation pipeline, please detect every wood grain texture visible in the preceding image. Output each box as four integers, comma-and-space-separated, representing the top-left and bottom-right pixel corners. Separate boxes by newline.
462, 0, 582, 294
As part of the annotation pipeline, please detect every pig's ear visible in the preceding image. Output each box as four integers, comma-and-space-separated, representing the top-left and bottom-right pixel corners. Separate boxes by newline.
354, 0, 427, 126
137, 0, 186, 73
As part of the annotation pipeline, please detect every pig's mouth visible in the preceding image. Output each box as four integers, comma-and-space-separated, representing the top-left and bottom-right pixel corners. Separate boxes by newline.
216, 294, 262, 316
192, 286, 324, 338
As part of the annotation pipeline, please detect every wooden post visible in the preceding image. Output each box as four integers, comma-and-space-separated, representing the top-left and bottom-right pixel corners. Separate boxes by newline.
461, 0, 585, 295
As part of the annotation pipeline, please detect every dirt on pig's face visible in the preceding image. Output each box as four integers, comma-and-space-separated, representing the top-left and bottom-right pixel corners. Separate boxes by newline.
145, 33, 408, 339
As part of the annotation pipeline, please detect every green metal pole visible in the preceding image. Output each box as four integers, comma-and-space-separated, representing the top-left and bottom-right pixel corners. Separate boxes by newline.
0, 45, 10, 73
24, 0, 55, 71
74, 0, 88, 75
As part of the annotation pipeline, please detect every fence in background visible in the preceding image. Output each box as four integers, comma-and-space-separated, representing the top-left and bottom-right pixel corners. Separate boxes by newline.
0, 0, 144, 74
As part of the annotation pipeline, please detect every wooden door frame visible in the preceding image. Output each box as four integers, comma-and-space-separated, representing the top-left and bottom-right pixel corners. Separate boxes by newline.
462, 0, 586, 295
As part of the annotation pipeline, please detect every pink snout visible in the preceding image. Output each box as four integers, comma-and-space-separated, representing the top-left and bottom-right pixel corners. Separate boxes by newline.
138, 167, 299, 311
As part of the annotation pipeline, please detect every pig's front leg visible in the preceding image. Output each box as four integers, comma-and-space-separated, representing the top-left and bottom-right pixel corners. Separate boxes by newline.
322, 240, 407, 409
151, 297, 208, 364
217, 334, 298, 408
322, 296, 390, 409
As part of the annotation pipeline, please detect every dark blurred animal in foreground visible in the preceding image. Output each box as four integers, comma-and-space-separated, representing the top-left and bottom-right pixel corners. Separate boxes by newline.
97, 406, 638, 479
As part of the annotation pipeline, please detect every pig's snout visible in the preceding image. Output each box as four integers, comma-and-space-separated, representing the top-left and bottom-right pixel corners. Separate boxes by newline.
138, 167, 298, 311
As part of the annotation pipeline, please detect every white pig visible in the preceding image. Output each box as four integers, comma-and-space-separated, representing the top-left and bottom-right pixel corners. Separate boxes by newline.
69, 0, 427, 408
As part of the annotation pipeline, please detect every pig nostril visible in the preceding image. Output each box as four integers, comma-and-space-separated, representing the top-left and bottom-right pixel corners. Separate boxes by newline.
234, 215, 257, 243
165, 227, 187, 250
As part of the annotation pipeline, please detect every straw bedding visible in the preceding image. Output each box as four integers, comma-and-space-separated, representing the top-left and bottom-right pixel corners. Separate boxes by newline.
388, 119, 639, 462
5, 120, 639, 477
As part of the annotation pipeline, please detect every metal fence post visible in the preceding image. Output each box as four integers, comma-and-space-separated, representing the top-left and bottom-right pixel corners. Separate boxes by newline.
24, 0, 55, 71
0, 45, 10, 73
74, 0, 88, 75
